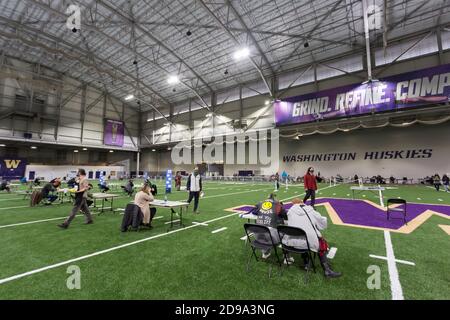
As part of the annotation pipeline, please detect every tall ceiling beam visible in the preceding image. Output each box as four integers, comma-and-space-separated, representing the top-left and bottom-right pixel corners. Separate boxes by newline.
225, 0, 275, 75
95, 0, 214, 104
197, 0, 274, 97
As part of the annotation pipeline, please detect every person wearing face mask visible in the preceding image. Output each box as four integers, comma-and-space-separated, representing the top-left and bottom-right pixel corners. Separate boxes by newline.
186, 167, 202, 214
303, 167, 317, 208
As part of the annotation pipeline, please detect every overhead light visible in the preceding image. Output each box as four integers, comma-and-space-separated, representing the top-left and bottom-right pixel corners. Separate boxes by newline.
167, 75, 179, 85
0, 144, 5, 147
342, 129, 350, 132
124, 94, 134, 101
73, 150, 79, 153
206, 112, 213, 117
265, 100, 271, 105
30, 146, 37, 149
109, 150, 114, 153
82, 148, 88, 151
167, 147, 172, 151
152, 149, 156, 152
233, 47, 250, 60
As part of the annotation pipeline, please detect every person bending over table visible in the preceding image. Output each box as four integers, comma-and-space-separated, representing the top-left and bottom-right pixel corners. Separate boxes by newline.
41, 178, 61, 204
285, 198, 341, 278
58, 169, 93, 229
303, 167, 317, 208
134, 184, 155, 228
186, 167, 202, 214
250, 193, 288, 261
0, 180, 11, 193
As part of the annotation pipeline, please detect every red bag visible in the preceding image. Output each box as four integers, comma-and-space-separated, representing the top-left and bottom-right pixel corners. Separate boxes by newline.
318, 237, 329, 257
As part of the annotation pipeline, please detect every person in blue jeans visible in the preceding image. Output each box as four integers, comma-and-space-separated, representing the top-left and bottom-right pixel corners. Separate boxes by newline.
41, 178, 61, 204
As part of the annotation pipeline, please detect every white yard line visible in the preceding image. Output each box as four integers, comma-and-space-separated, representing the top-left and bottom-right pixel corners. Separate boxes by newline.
211, 227, 227, 234
192, 221, 208, 226
0, 198, 25, 202
0, 213, 101, 229
369, 254, 415, 266
0, 211, 240, 285
384, 230, 404, 300
0, 205, 30, 211
164, 219, 180, 224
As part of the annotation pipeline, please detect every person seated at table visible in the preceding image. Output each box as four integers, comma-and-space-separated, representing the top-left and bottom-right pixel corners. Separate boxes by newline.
122, 179, 134, 196
285, 198, 341, 278
134, 184, 155, 228
389, 175, 395, 184
33, 177, 41, 186
41, 178, 61, 204
98, 181, 110, 193
0, 180, 11, 193
249, 193, 288, 260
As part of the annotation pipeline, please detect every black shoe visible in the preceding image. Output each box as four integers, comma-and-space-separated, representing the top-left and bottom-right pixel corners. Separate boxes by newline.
323, 262, 342, 278
85, 220, 93, 225
58, 223, 68, 229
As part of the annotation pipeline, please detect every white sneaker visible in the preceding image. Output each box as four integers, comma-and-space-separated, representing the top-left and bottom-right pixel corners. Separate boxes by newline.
262, 251, 271, 259
283, 257, 295, 264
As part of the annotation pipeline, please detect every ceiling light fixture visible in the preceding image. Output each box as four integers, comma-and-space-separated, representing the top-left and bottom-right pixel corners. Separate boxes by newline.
152, 149, 156, 152
109, 150, 114, 153
233, 47, 250, 60
30, 146, 37, 149
74, 150, 79, 153
0, 144, 5, 147
167, 75, 180, 85
124, 94, 134, 101
82, 148, 88, 151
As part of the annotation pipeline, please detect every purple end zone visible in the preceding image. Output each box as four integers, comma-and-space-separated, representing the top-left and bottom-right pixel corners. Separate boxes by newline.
233, 198, 450, 230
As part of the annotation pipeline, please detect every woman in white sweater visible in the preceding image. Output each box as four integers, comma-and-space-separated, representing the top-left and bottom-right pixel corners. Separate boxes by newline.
134, 184, 154, 227
285, 198, 341, 278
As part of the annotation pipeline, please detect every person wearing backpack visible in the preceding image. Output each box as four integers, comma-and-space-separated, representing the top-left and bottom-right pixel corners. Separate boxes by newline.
285, 198, 341, 278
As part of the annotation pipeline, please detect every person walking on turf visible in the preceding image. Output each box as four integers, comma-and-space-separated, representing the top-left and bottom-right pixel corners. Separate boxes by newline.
186, 167, 202, 214
303, 167, 317, 208
58, 168, 93, 229
433, 173, 441, 191
442, 174, 449, 192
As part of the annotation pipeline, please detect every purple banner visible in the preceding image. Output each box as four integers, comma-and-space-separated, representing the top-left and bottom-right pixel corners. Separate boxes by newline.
104, 119, 124, 147
275, 64, 450, 126
0, 157, 27, 180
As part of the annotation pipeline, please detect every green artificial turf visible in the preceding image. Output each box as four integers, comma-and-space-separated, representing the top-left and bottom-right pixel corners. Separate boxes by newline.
0, 181, 448, 300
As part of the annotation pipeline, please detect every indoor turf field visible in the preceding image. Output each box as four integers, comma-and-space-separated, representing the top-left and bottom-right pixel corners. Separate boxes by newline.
0, 180, 448, 300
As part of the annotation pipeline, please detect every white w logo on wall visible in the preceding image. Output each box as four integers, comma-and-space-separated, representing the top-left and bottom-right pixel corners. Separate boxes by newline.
3, 159, 21, 169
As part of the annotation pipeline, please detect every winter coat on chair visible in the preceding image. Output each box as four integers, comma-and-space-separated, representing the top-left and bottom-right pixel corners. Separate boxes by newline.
121, 203, 144, 232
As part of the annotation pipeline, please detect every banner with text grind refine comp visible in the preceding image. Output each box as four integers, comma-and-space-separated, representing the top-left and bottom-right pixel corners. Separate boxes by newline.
274, 64, 450, 126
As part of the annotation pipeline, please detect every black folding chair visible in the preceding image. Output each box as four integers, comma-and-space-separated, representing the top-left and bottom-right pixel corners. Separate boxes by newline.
386, 198, 407, 224
243, 223, 282, 278
277, 225, 317, 284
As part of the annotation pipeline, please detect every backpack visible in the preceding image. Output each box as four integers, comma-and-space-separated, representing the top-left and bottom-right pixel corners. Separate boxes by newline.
120, 203, 144, 232
30, 190, 43, 207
